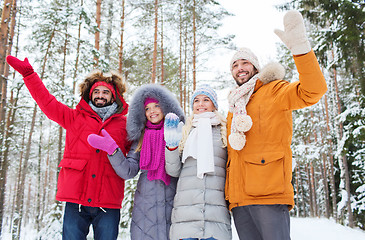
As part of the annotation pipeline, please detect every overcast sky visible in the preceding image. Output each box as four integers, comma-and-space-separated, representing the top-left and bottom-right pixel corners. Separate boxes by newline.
215, 0, 288, 69
201, 0, 288, 112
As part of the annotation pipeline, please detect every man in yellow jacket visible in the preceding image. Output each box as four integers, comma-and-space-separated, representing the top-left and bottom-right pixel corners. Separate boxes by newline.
225, 10, 327, 240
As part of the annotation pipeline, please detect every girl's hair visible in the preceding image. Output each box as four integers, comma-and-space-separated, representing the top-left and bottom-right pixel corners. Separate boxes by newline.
135, 128, 145, 152
178, 110, 227, 152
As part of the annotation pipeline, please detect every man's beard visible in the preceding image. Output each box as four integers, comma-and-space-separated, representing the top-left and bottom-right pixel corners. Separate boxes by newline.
92, 98, 113, 108
234, 71, 257, 86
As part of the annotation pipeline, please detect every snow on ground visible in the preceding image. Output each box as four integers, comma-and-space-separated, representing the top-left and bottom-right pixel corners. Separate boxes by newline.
3, 216, 365, 239
232, 217, 365, 240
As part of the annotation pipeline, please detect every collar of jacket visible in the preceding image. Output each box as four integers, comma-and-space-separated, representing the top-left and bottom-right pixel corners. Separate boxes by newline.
76, 98, 123, 120
257, 62, 286, 86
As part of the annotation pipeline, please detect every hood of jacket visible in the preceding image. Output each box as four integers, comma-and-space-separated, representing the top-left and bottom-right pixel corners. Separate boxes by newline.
78, 70, 128, 115
127, 84, 185, 141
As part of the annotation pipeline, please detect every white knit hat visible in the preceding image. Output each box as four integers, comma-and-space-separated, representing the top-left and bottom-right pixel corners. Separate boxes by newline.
230, 47, 261, 72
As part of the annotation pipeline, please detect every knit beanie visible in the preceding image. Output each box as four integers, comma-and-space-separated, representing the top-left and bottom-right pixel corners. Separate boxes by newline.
230, 47, 261, 73
144, 97, 159, 107
191, 84, 218, 110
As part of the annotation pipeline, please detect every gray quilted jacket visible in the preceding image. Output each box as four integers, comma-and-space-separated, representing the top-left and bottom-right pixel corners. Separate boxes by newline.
165, 126, 232, 240
109, 142, 177, 240
108, 84, 185, 240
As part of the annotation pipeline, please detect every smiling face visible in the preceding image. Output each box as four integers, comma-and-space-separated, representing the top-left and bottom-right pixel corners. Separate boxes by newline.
145, 102, 164, 124
91, 85, 114, 107
193, 95, 216, 114
231, 59, 258, 86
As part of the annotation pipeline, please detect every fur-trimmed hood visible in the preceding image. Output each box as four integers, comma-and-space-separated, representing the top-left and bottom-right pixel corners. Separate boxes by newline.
78, 70, 128, 115
257, 62, 286, 85
127, 84, 185, 141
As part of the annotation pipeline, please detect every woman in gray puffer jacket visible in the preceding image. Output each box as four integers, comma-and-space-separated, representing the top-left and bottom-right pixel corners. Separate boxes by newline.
165, 85, 232, 240
88, 84, 185, 240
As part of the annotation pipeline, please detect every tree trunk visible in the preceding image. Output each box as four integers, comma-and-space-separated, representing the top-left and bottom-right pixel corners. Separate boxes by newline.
73, 0, 84, 96
0, 0, 15, 129
192, 0, 196, 90
295, 165, 300, 217
94, 0, 102, 66
0, 0, 12, 76
183, 22, 187, 114
0, 0, 15, 125
300, 167, 307, 217
11, 125, 26, 239
151, 0, 158, 83
310, 162, 318, 217
36, 116, 44, 233
12, 104, 37, 239
307, 163, 314, 217
324, 94, 337, 220
42, 120, 52, 215
332, 58, 353, 227
178, 0, 183, 106
321, 150, 331, 218
0, 0, 17, 235
160, 3, 164, 84
3, 84, 23, 237
320, 127, 331, 218
309, 111, 320, 217
118, 0, 125, 73
105, 0, 113, 63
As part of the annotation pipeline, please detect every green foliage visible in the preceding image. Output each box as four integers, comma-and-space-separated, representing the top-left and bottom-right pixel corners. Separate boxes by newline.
278, 0, 365, 97
277, 0, 365, 229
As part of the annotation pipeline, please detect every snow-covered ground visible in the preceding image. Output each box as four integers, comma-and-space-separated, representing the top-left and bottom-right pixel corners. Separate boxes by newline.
231, 217, 365, 240
4, 216, 365, 239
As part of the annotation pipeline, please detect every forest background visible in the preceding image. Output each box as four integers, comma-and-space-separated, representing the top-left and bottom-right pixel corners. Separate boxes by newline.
0, 0, 364, 239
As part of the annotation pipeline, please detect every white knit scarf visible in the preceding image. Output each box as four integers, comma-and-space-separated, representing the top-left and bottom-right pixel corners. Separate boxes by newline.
182, 112, 221, 179
228, 74, 258, 150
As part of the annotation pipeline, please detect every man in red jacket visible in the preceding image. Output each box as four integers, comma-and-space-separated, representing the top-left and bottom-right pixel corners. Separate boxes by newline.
6, 56, 130, 240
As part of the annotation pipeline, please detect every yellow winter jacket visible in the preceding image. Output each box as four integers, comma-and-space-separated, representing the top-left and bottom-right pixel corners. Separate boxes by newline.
225, 50, 327, 211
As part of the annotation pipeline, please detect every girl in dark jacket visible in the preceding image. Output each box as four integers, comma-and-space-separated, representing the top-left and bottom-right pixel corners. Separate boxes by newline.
88, 84, 184, 240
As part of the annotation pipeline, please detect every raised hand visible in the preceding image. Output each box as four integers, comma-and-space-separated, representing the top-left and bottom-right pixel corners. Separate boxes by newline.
6, 55, 35, 77
274, 10, 311, 55
87, 129, 119, 155
164, 113, 184, 148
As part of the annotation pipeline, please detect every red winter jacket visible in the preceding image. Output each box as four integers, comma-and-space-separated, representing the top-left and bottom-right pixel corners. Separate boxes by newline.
23, 72, 130, 209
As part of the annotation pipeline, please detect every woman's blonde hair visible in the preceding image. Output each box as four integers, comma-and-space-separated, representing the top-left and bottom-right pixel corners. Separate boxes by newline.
135, 128, 145, 152
178, 111, 227, 152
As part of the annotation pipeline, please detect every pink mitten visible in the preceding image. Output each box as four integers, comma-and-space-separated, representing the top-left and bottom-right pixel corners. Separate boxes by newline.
87, 129, 119, 155
6, 56, 35, 77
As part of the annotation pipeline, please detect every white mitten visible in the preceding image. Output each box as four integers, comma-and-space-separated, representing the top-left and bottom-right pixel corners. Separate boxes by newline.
164, 113, 184, 148
274, 10, 311, 55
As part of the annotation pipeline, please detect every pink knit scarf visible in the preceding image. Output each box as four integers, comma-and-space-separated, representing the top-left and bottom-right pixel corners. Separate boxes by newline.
140, 120, 170, 185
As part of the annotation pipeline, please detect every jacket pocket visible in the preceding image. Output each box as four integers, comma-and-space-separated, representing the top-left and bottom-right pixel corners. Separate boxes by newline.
57, 158, 87, 199
244, 152, 285, 196
98, 164, 125, 205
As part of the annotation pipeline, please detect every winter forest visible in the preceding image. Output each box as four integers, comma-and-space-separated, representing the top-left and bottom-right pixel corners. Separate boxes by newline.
0, 0, 363, 239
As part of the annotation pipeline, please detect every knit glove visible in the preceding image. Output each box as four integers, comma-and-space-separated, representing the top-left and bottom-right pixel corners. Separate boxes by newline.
274, 10, 311, 55
6, 55, 35, 77
164, 113, 184, 148
87, 129, 119, 155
